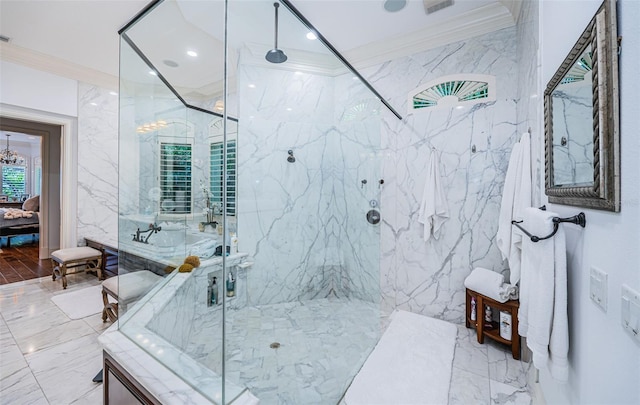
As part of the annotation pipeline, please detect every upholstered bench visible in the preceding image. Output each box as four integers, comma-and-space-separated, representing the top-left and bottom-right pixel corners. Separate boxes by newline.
101, 271, 163, 323
51, 247, 103, 289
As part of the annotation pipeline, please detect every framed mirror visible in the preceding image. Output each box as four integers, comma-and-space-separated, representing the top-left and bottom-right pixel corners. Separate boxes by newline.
544, 0, 620, 211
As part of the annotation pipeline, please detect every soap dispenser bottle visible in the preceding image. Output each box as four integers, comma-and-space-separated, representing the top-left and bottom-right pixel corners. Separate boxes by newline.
208, 277, 218, 306
226, 271, 235, 297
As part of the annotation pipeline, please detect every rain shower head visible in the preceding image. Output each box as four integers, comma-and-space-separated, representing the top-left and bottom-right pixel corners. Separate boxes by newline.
266, 2, 287, 64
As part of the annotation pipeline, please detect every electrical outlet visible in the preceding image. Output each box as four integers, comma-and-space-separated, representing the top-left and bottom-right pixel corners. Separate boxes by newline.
590, 267, 608, 312
622, 284, 640, 342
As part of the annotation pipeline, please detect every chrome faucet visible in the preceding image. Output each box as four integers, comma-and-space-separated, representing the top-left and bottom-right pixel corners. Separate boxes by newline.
132, 222, 162, 244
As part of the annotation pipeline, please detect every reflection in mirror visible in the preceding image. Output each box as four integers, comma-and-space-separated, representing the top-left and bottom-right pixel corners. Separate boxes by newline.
544, 0, 620, 212
551, 46, 594, 187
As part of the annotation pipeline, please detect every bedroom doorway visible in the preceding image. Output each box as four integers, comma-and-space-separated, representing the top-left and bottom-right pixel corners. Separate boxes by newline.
0, 117, 61, 268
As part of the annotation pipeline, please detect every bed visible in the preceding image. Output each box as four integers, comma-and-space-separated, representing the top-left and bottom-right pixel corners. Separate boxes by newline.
0, 196, 40, 247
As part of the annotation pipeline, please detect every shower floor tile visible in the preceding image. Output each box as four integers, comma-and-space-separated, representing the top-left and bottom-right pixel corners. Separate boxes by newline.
182, 298, 381, 405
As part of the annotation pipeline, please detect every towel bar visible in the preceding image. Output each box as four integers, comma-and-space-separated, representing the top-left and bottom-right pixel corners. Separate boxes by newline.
511, 206, 586, 242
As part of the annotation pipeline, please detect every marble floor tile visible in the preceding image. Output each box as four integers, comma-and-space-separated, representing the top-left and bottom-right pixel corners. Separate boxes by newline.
449, 366, 491, 404
453, 324, 490, 377
26, 333, 103, 405
14, 318, 96, 355
0, 362, 49, 405
487, 341, 528, 388
0, 275, 535, 404
490, 379, 532, 405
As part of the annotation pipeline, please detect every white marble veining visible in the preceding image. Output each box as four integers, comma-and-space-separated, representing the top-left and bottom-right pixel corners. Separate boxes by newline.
77, 83, 119, 247
0, 273, 108, 405
357, 27, 519, 323
236, 65, 382, 306
516, 0, 541, 207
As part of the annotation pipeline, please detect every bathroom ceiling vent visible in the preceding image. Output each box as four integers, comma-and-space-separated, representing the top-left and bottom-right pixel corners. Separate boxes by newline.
423, 0, 454, 14
408, 74, 496, 113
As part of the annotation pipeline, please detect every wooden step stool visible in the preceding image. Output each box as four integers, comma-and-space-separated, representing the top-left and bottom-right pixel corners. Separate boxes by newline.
51, 247, 103, 289
101, 271, 163, 323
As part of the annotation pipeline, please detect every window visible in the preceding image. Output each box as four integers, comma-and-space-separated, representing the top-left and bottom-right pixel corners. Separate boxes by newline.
2, 165, 27, 198
159, 142, 192, 214
210, 140, 236, 216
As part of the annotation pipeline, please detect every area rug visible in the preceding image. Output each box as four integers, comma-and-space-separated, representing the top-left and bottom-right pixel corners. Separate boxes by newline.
51, 285, 114, 320
343, 310, 458, 405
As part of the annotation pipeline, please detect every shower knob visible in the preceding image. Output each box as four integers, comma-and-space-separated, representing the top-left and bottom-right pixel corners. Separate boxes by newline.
369, 199, 378, 208
366, 209, 381, 225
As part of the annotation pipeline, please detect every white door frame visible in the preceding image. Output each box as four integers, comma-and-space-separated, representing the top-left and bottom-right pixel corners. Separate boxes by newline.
0, 103, 78, 255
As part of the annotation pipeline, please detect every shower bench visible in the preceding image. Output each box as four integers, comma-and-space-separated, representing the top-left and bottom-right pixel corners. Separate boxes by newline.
465, 288, 521, 359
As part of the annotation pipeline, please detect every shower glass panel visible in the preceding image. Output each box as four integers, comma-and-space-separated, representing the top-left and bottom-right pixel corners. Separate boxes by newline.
118, 1, 383, 403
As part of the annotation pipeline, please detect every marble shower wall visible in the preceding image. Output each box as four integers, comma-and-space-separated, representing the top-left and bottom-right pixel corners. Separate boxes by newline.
516, 0, 541, 207
77, 83, 119, 246
237, 65, 383, 306
360, 27, 519, 322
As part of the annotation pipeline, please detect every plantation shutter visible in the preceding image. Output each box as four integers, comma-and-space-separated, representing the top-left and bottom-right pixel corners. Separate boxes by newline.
2, 166, 27, 197
210, 140, 236, 216
160, 142, 192, 214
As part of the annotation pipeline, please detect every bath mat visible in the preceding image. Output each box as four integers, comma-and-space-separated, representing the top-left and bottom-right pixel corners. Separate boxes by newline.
343, 310, 457, 405
51, 285, 115, 320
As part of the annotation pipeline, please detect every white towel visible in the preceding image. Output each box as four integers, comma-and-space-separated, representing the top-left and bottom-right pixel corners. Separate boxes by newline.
464, 267, 519, 303
518, 207, 569, 382
496, 133, 532, 285
418, 149, 449, 241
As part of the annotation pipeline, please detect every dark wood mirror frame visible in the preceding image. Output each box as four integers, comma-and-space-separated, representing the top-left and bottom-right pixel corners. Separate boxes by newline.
544, 0, 620, 212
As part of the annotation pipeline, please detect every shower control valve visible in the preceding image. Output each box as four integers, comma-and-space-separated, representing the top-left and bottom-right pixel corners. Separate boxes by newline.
369, 199, 378, 208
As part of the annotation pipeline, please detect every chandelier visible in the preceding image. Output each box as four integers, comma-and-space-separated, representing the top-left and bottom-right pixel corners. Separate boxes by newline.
0, 134, 26, 165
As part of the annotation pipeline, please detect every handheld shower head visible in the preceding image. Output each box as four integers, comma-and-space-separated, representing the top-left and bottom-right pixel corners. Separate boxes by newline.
266, 2, 287, 64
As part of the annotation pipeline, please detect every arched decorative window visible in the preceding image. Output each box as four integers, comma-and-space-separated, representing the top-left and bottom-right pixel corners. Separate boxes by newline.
408, 74, 496, 113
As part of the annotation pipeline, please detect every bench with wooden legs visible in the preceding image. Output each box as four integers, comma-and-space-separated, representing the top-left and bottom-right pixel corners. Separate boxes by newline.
51, 247, 103, 289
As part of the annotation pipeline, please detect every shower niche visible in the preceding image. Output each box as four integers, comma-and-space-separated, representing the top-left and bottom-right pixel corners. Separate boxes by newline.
106, 0, 387, 403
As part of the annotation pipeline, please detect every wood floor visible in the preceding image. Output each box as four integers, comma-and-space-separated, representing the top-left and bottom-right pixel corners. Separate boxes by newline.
0, 234, 53, 285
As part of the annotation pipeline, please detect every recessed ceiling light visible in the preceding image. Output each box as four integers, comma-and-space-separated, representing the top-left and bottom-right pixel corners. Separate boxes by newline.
187, 50, 198, 57
248, 84, 256, 88
149, 70, 157, 76
383, 0, 407, 13
163, 59, 179, 68
306, 31, 317, 40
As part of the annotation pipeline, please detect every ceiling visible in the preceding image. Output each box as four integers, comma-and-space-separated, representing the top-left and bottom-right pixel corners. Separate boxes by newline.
0, 0, 520, 96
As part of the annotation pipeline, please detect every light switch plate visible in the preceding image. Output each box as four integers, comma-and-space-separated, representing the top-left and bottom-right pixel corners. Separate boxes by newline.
590, 267, 608, 312
622, 284, 640, 342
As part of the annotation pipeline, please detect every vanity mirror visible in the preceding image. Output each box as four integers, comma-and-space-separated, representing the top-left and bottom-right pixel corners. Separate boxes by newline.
544, 0, 620, 211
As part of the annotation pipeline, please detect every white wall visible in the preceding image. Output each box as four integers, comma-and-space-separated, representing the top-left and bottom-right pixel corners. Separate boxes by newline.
0, 61, 78, 117
540, 1, 640, 403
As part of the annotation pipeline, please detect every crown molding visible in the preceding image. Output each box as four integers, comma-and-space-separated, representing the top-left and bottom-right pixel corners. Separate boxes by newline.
0, 42, 118, 90
344, 2, 516, 71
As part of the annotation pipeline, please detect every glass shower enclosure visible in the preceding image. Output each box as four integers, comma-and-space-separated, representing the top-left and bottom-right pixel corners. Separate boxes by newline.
117, 0, 385, 403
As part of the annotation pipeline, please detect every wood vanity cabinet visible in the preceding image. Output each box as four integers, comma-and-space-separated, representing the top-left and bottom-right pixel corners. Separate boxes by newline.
85, 238, 119, 278
465, 288, 521, 360
103, 352, 160, 405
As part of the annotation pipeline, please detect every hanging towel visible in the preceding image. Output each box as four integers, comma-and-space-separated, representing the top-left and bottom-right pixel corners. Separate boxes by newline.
496, 133, 532, 285
418, 149, 449, 241
518, 207, 569, 382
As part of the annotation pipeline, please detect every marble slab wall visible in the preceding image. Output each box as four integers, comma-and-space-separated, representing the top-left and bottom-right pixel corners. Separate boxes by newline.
516, 0, 541, 207
358, 27, 519, 322
77, 83, 119, 246
236, 64, 384, 306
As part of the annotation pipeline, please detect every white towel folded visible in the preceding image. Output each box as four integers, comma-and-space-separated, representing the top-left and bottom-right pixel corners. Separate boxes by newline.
418, 149, 449, 241
518, 207, 569, 382
464, 267, 519, 303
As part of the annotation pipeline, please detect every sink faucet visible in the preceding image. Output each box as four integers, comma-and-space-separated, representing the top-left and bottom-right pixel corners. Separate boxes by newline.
132, 222, 162, 244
